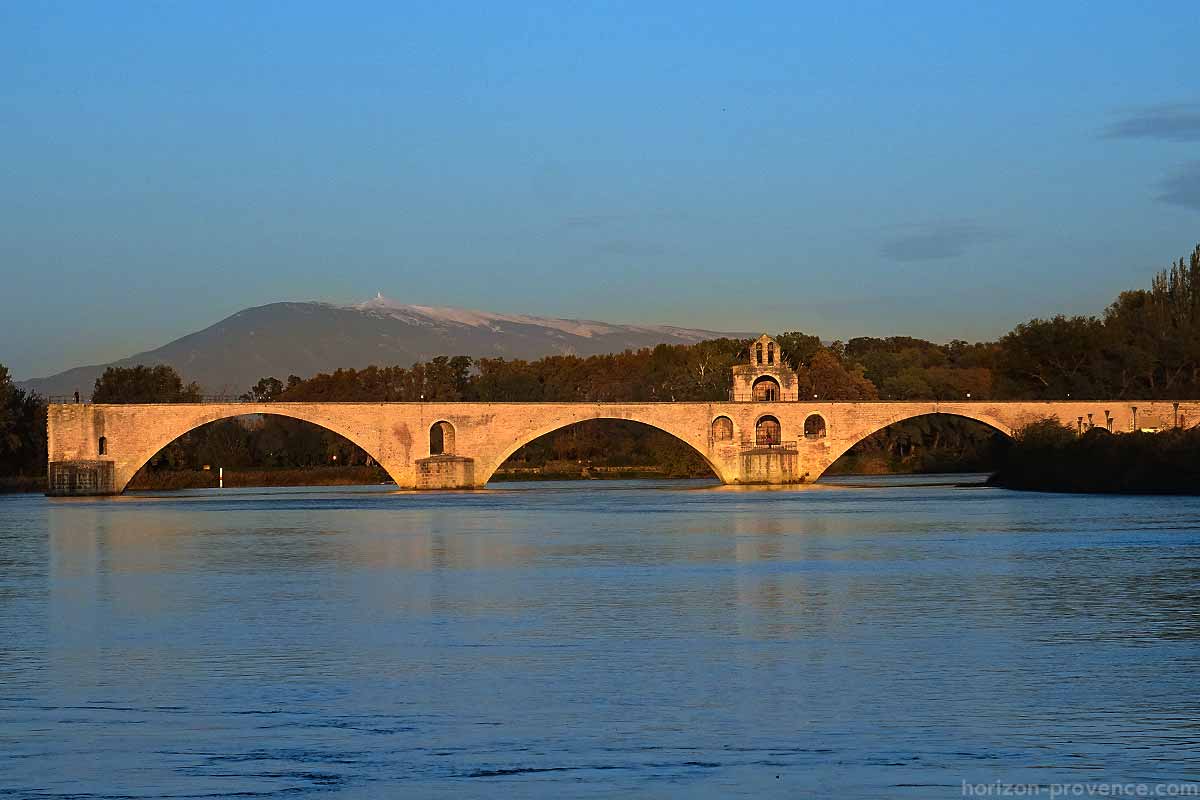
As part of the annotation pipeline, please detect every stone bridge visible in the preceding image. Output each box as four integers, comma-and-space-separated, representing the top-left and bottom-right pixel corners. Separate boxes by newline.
46, 399, 1199, 495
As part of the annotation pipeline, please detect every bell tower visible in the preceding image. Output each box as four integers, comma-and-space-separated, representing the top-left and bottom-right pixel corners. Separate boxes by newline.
731, 334, 799, 402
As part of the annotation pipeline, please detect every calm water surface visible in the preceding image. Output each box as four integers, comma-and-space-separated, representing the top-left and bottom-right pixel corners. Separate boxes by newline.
2, 477, 1199, 798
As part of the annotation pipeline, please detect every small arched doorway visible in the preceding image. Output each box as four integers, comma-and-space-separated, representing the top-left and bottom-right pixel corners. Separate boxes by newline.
712, 416, 734, 442
755, 415, 781, 447
430, 421, 455, 455
804, 414, 827, 439
753, 376, 780, 402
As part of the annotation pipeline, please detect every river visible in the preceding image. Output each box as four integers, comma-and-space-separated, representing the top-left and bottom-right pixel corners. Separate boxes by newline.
2, 477, 1198, 798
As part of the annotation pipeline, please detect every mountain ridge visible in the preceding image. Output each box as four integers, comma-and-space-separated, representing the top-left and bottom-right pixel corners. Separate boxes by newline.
20, 298, 750, 398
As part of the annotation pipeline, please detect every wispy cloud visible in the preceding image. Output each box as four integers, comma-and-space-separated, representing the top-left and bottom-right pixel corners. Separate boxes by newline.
879, 220, 998, 262
1158, 162, 1200, 210
1103, 103, 1200, 142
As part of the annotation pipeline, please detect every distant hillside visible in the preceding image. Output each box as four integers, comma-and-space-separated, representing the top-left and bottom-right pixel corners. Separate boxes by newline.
22, 296, 747, 398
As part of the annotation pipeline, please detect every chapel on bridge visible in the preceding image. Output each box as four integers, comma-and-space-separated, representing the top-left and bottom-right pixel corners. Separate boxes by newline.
731, 334, 799, 402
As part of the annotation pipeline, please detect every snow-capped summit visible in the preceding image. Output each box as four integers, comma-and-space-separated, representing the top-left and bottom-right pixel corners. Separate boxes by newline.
22, 298, 745, 398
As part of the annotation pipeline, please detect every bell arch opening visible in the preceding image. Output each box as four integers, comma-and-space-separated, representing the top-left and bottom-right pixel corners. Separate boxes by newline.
125, 413, 393, 492
755, 415, 781, 447
489, 418, 719, 484
824, 412, 1012, 479
752, 376, 780, 402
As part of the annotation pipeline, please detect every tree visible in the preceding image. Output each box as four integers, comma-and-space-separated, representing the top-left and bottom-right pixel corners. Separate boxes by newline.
92, 365, 202, 403
0, 364, 47, 478
996, 316, 1107, 399
242, 376, 284, 402
795, 348, 879, 400
775, 332, 822, 370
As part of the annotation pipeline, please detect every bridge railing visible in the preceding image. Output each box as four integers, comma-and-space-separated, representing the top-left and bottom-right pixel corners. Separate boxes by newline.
48, 395, 252, 405
746, 440, 798, 451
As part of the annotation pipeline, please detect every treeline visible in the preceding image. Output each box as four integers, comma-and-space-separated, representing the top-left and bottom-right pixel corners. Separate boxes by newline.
989, 420, 1200, 494
0, 365, 47, 491
239, 243, 1200, 405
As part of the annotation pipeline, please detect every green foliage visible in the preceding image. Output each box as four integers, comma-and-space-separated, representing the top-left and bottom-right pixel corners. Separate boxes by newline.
828, 414, 1010, 475
0, 364, 47, 478
242, 376, 284, 402
93, 365, 202, 403
502, 419, 712, 477
992, 244, 1200, 400
775, 332, 822, 369
992, 423, 1200, 493
141, 414, 375, 475
795, 349, 878, 400
273, 340, 749, 403
1013, 418, 1079, 449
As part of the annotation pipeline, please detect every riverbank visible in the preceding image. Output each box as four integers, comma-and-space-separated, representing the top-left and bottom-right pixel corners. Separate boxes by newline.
127, 465, 392, 491
0, 476, 45, 494
988, 423, 1200, 494
490, 463, 708, 481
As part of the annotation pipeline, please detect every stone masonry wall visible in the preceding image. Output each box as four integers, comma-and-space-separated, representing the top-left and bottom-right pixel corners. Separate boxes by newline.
47, 400, 1200, 494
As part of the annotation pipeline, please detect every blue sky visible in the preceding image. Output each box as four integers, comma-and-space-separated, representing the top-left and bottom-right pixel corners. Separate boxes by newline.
3, 1, 1199, 379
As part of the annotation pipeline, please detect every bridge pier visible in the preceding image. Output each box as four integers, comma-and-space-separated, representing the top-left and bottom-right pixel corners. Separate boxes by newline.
415, 455, 477, 489
739, 445, 803, 484
47, 460, 117, 496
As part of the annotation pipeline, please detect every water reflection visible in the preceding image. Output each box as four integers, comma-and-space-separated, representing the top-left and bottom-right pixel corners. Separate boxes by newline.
1, 479, 1199, 797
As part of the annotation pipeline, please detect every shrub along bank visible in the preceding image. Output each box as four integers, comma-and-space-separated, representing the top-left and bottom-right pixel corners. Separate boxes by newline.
988, 420, 1200, 494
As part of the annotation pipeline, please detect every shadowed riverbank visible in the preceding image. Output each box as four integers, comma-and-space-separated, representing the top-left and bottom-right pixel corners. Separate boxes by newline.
989, 422, 1200, 494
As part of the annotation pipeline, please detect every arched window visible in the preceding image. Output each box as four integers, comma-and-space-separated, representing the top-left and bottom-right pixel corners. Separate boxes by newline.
804, 414, 827, 439
712, 416, 733, 441
430, 421, 455, 455
755, 343, 763, 365
752, 376, 780, 402
767, 343, 775, 365
755, 416, 781, 447
98, 436, 107, 456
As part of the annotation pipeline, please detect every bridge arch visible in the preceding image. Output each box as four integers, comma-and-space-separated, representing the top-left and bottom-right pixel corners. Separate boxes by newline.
478, 414, 730, 485
114, 407, 397, 493
815, 409, 1015, 481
